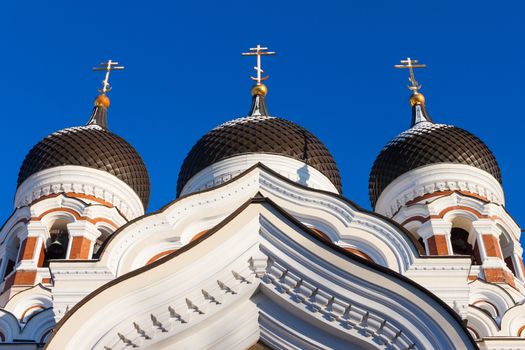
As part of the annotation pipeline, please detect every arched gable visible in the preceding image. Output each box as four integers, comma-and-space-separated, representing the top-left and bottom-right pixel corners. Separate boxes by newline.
45, 196, 475, 350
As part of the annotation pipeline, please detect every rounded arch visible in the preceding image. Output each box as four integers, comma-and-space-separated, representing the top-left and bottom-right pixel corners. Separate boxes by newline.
467, 305, 499, 338
469, 280, 514, 322
500, 304, 525, 337
0, 309, 21, 342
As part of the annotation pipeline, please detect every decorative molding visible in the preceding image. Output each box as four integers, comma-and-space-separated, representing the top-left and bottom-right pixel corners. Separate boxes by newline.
180, 154, 339, 196
375, 164, 505, 218
15, 166, 144, 220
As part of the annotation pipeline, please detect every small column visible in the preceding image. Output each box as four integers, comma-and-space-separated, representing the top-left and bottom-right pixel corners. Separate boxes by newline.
0, 245, 7, 280
66, 221, 101, 260
510, 244, 525, 281
11, 222, 48, 287
417, 219, 452, 255
472, 220, 513, 286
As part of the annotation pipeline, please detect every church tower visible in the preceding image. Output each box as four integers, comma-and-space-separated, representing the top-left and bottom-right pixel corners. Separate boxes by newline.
0, 61, 150, 300
369, 58, 524, 291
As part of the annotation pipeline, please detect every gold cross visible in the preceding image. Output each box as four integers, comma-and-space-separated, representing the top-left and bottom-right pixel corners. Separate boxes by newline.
394, 57, 426, 93
241, 45, 276, 85
92, 60, 125, 94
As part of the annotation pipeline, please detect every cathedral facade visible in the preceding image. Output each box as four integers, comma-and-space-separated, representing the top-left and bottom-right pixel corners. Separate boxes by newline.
0, 50, 523, 349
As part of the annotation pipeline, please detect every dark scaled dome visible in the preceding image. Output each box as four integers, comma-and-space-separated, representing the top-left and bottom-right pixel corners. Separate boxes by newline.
177, 93, 342, 196
18, 102, 150, 208
369, 101, 501, 208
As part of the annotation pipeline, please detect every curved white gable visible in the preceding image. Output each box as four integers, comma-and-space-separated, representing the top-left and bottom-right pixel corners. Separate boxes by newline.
46, 198, 475, 350
97, 165, 420, 277
180, 153, 340, 196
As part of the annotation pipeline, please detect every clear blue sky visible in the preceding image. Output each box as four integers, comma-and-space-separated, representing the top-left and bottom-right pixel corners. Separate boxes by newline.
0, 1, 523, 250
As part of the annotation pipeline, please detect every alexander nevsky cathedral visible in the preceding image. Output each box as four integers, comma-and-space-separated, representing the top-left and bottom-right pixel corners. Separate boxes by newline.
0, 46, 523, 350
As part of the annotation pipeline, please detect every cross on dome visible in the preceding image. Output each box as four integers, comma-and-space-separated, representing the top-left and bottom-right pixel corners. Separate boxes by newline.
241, 45, 276, 85
394, 57, 426, 94
93, 59, 125, 94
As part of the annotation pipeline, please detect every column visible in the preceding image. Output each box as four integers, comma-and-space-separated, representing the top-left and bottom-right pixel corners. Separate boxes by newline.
11, 222, 48, 287
472, 220, 514, 286
66, 221, 101, 260
417, 219, 452, 255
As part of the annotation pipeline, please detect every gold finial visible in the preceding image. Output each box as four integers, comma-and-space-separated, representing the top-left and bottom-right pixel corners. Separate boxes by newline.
94, 94, 110, 108
92, 60, 125, 95
394, 57, 427, 95
409, 93, 425, 106
241, 45, 276, 86
251, 83, 268, 97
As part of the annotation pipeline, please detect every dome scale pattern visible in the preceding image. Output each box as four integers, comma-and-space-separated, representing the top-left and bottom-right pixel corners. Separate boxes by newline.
369, 122, 501, 208
177, 115, 342, 196
18, 124, 150, 209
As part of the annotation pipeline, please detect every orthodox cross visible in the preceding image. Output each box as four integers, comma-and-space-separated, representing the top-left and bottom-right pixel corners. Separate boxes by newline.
92, 60, 125, 94
241, 45, 276, 85
394, 57, 426, 93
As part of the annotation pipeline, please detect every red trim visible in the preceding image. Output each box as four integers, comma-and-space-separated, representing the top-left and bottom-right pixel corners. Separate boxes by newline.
20, 305, 45, 322
518, 325, 525, 337
472, 299, 500, 316
406, 190, 490, 206
400, 216, 430, 226
30, 192, 114, 208
146, 250, 176, 265
31, 208, 118, 228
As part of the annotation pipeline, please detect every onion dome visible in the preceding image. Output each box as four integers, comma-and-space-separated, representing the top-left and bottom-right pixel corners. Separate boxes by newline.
17, 94, 150, 208
369, 92, 501, 208
177, 84, 342, 196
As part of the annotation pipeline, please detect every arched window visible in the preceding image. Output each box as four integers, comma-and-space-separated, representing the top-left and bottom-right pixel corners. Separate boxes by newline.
498, 229, 518, 277
43, 220, 70, 265
3, 236, 20, 280
450, 227, 473, 255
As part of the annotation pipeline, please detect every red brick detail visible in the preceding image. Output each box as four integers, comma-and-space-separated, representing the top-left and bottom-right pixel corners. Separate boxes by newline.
406, 190, 491, 207
20, 237, 38, 261
468, 275, 478, 281
427, 235, 449, 255
483, 235, 502, 258
69, 237, 92, 260
12, 270, 37, 286
505, 256, 516, 276
41, 277, 52, 284
146, 250, 176, 265
37, 244, 45, 268
484, 268, 515, 288
31, 208, 118, 229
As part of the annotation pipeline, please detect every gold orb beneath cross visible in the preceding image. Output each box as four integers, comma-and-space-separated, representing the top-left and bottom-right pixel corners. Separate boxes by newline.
94, 94, 110, 108
410, 93, 425, 106
251, 84, 268, 97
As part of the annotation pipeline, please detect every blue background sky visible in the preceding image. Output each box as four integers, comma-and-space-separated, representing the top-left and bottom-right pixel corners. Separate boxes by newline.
0, 1, 523, 249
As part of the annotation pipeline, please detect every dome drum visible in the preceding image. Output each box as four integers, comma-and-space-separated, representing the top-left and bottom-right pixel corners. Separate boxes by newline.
177, 115, 342, 196
179, 153, 340, 196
